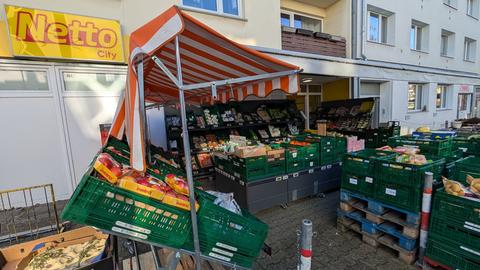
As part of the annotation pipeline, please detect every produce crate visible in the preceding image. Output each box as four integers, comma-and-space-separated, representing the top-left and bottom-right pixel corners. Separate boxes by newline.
453, 137, 480, 155
374, 180, 423, 213
426, 235, 480, 270
61, 167, 191, 248
320, 153, 336, 166
304, 156, 319, 169
183, 191, 269, 268
343, 149, 397, 176
214, 154, 232, 172
286, 160, 305, 173
266, 159, 286, 177
283, 146, 305, 163
453, 156, 480, 184
387, 136, 453, 156
341, 173, 375, 197
376, 156, 445, 188
431, 188, 480, 226
231, 156, 267, 182
429, 214, 480, 250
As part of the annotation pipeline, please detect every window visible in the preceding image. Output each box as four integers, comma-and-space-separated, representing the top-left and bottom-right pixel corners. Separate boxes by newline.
0, 70, 48, 91
458, 94, 472, 112
467, 0, 479, 18
443, 0, 457, 8
63, 72, 126, 92
410, 20, 428, 51
280, 11, 322, 32
410, 24, 422, 50
182, 0, 241, 16
441, 29, 455, 57
464, 37, 477, 62
436, 85, 449, 109
368, 12, 388, 43
408, 84, 424, 111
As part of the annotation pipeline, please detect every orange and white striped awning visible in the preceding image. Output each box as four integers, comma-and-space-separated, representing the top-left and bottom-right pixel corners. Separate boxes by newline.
110, 6, 301, 171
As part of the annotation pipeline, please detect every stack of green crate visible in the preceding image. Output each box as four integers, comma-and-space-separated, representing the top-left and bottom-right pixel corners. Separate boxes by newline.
388, 136, 453, 157
453, 156, 480, 184
375, 156, 445, 212
302, 143, 320, 169
283, 144, 306, 173
231, 155, 267, 181
266, 148, 286, 177
320, 136, 336, 165
453, 136, 480, 156
426, 188, 480, 270
341, 149, 397, 197
214, 154, 232, 173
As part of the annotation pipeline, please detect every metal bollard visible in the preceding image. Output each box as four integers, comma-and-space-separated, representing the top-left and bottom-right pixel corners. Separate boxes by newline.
298, 219, 313, 270
419, 172, 434, 262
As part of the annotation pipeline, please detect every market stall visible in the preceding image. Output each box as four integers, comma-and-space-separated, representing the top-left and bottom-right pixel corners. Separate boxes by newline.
62, 6, 301, 269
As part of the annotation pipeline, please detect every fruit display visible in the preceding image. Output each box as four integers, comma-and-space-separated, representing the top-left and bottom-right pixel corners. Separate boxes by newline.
288, 123, 299, 135
196, 153, 213, 168
166, 174, 189, 195
443, 176, 480, 202
220, 107, 236, 123
93, 152, 198, 211
196, 115, 206, 128
258, 129, 269, 139
256, 106, 271, 122
166, 115, 181, 128
268, 108, 289, 120
203, 108, 219, 126
22, 235, 107, 270
268, 125, 281, 137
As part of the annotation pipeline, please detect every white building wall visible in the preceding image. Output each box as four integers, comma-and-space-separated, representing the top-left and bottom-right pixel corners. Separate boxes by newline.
364, 0, 480, 74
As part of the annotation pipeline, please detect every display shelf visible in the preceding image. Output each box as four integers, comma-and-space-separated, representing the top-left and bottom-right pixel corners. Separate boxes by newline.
315, 97, 377, 131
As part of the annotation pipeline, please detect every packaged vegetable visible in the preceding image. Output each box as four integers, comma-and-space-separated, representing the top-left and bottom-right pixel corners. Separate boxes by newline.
467, 175, 480, 196
442, 176, 478, 200
165, 174, 190, 196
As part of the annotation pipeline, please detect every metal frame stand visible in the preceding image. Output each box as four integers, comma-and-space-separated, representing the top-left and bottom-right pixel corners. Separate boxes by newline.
134, 34, 299, 270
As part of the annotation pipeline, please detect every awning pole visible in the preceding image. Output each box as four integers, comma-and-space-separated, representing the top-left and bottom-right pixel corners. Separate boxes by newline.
137, 61, 151, 164
175, 36, 202, 270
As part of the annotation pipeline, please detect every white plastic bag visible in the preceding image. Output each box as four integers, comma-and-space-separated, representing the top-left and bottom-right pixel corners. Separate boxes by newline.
206, 191, 242, 215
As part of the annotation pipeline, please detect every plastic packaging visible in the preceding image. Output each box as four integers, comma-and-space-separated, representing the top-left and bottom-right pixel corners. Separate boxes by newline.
206, 191, 242, 215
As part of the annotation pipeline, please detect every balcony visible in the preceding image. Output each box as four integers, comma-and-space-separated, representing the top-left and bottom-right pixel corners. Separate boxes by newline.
281, 26, 346, 58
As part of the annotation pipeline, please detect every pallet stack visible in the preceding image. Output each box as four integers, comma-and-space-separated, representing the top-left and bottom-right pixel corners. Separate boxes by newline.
337, 148, 445, 264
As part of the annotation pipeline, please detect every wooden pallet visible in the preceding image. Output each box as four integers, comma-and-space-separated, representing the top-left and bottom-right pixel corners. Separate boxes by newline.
339, 201, 420, 239
340, 189, 421, 226
337, 216, 417, 265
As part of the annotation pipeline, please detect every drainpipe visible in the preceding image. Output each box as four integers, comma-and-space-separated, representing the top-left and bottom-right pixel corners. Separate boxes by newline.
359, 0, 367, 60
351, 0, 358, 59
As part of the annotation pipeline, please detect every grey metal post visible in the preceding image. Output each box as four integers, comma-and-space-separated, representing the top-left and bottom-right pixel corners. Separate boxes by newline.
419, 172, 434, 262
175, 36, 202, 270
137, 61, 151, 164
298, 219, 313, 270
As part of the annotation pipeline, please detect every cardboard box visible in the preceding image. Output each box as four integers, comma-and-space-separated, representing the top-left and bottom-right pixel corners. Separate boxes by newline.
234, 146, 267, 158
0, 227, 110, 270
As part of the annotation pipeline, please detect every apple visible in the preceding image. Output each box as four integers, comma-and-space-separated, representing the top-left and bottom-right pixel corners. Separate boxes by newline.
177, 194, 188, 201
111, 166, 123, 177
98, 156, 113, 169
120, 175, 136, 182
166, 191, 177, 198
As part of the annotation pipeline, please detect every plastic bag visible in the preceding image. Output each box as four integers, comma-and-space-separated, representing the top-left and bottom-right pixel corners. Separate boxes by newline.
442, 177, 478, 201
206, 191, 242, 216
467, 175, 480, 196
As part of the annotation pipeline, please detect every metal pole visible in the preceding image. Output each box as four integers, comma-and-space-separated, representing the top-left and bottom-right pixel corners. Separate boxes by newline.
305, 84, 310, 130
298, 219, 313, 270
175, 36, 202, 270
137, 61, 151, 164
419, 172, 433, 262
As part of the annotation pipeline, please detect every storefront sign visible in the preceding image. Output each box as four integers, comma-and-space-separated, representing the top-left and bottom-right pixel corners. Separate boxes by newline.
459, 85, 473, 93
4, 5, 124, 62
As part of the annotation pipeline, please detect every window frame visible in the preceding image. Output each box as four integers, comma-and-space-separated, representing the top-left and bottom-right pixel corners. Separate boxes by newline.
0, 64, 53, 98
410, 24, 422, 51
467, 0, 479, 18
280, 10, 323, 32
59, 67, 127, 98
367, 11, 388, 44
464, 37, 477, 62
440, 34, 449, 56
181, 0, 243, 18
436, 85, 450, 110
443, 0, 458, 9
408, 84, 425, 112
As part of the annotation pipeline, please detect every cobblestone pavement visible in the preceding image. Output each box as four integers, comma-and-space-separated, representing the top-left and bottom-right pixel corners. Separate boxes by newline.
253, 190, 418, 270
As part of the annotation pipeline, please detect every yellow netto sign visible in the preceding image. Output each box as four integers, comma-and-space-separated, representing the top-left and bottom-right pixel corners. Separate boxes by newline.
5, 5, 124, 62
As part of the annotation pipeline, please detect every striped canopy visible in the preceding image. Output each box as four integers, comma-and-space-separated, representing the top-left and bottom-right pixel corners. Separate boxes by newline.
110, 6, 301, 171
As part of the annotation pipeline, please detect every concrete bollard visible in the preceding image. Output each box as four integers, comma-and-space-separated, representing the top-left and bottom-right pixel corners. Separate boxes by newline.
298, 219, 313, 270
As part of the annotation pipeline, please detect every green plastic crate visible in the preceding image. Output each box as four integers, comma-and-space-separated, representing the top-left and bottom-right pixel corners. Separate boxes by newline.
286, 160, 305, 173
183, 192, 269, 268
61, 168, 191, 248
214, 155, 232, 172
231, 156, 267, 181
374, 179, 423, 213
376, 156, 445, 188
283, 146, 305, 163
341, 173, 375, 197
343, 149, 397, 177
304, 156, 319, 169
426, 234, 480, 270
432, 188, 480, 226
388, 136, 453, 156
266, 159, 286, 177
453, 137, 480, 156
453, 156, 480, 184
320, 153, 336, 166
429, 214, 480, 250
